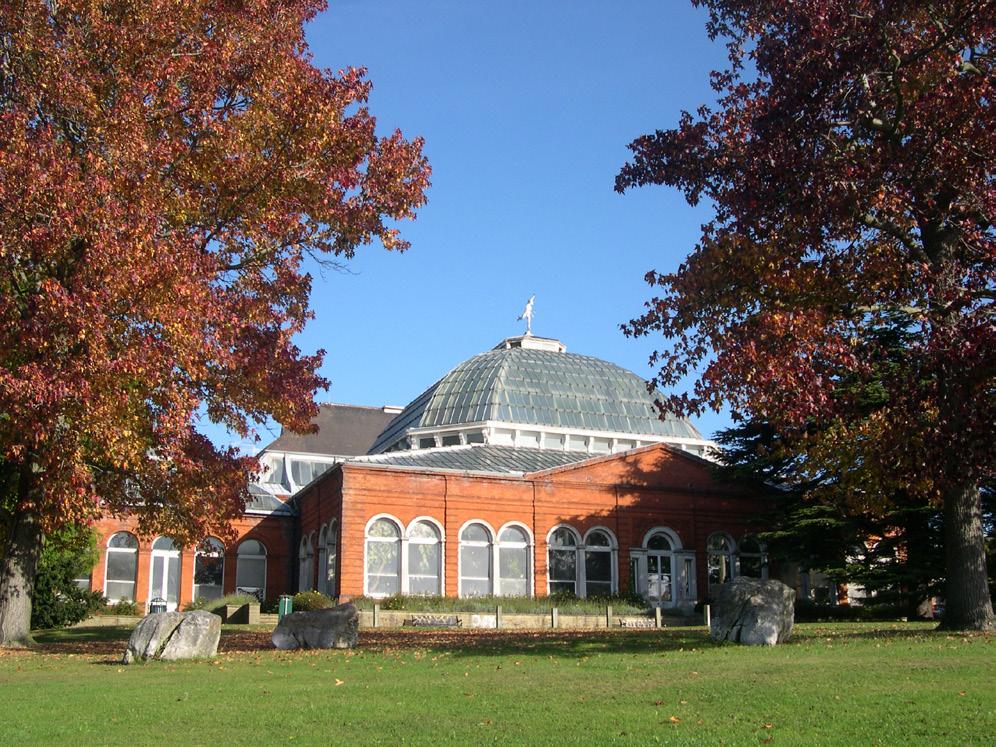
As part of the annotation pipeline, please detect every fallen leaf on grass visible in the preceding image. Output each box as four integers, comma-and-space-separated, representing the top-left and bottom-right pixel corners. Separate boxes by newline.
669, 716, 682, 724
334, 679, 344, 686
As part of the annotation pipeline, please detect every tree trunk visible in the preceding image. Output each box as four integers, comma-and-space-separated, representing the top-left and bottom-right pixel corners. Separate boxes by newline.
0, 507, 44, 647
939, 482, 994, 631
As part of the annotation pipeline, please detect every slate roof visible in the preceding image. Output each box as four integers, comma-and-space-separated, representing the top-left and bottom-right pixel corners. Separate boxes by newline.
264, 404, 399, 457
246, 484, 296, 515
353, 444, 592, 475
370, 344, 701, 453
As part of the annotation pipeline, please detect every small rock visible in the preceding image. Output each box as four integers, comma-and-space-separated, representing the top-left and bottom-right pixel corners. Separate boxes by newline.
272, 603, 359, 650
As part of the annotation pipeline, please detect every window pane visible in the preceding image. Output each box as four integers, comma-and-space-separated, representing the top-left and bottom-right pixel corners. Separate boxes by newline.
368, 574, 400, 595
647, 533, 671, 551
409, 576, 440, 595
500, 578, 528, 596
108, 532, 137, 549
500, 546, 528, 583
708, 554, 731, 586
549, 548, 576, 582
105, 580, 135, 601
195, 555, 224, 588
152, 537, 176, 552
409, 542, 440, 576
499, 526, 528, 544
368, 519, 400, 539
461, 544, 490, 578
106, 551, 137, 582
409, 521, 440, 541
166, 556, 180, 604
367, 540, 400, 575
586, 531, 610, 547
462, 523, 490, 542
549, 581, 574, 594
238, 540, 265, 556
551, 528, 576, 546
585, 580, 612, 598
740, 556, 763, 578
584, 550, 611, 584
462, 579, 490, 597
236, 557, 265, 590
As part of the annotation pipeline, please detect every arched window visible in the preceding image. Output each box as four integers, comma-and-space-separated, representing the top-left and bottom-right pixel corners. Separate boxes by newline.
547, 526, 580, 595
235, 540, 267, 600
104, 532, 138, 602
583, 529, 615, 598
497, 525, 530, 596
459, 522, 493, 597
193, 537, 225, 601
365, 518, 401, 597
325, 521, 338, 596
645, 530, 676, 603
407, 520, 442, 595
738, 535, 768, 579
298, 534, 314, 591
317, 526, 329, 595
707, 533, 736, 590
150, 537, 181, 610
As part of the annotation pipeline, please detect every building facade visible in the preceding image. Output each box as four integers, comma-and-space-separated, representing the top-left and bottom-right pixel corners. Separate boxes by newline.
86, 334, 775, 612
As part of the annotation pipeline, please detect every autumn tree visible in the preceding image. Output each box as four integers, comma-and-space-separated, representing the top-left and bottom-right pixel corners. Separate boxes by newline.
617, 1, 993, 629
0, 0, 429, 645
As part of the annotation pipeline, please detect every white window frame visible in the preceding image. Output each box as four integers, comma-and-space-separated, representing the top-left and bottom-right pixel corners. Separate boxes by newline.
706, 532, 736, 591
192, 537, 225, 601
149, 536, 182, 611
737, 535, 769, 580
496, 521, 533, 597
298, 533, 315, 592
632, 526, 684, 608
363, 514, 404, 598
406, 516, 445, 596
581, 526, 618, 597
317, 525, 329, 596
324, 520, 338, 597
458, 519, 496, 598
103, 531, 139, 603
546, 524, 582, 596
235, 539, 267, 600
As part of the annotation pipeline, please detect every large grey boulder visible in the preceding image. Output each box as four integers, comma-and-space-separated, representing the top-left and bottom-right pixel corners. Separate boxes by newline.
123, 610, 221, 663
159, 610, 221, 661
272, 603, 359, 650
710, 577, 795, 646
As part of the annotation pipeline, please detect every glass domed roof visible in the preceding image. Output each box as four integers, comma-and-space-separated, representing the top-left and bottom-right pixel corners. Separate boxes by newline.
369, 337, 702, 453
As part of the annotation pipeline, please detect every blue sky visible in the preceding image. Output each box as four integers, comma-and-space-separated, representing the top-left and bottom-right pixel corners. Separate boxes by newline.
210, 1, 735, 451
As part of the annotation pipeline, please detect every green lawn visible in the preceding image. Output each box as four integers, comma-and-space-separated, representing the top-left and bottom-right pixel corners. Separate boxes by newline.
1, 623, 992, 745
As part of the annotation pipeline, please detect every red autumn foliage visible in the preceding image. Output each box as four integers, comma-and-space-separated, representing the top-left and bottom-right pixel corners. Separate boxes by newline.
0, 0, 429, 643
617, 2, 993, 629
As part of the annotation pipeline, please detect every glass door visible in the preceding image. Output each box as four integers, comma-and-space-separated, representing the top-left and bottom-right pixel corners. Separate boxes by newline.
647, 553, 673, 604
149, 537, 181, 611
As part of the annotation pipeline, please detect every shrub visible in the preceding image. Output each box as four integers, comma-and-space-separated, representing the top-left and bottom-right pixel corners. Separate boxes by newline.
184, 593, 259, 614
97, 599, 139, 616
356, 594, 648, 615
30, 526, 104, 630
261, 598, 280, 614
292, 590, 333, 611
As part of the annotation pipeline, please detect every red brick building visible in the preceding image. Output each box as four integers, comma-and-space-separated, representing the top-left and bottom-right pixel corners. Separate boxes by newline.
86, 335, 773, 612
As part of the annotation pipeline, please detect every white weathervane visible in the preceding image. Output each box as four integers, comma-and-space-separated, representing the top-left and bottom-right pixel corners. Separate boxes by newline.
517, 294, 535, 336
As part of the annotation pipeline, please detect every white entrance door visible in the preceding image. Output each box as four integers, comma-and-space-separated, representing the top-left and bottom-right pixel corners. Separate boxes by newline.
647, 553, 673, 606
149, 537, 181, 611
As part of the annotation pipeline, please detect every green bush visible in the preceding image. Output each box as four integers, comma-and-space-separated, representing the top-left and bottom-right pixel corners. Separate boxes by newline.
31, 526, 104, 630
97, 599, 139, 616
261, 598, 280, 614
354, 594, 648, 616
183, 593, 258, 614
292, 590, 333, 611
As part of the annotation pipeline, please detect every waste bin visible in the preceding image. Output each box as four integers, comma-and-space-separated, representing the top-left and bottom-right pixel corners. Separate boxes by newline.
149, 597, 167, 614
278, 594, 294, 621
